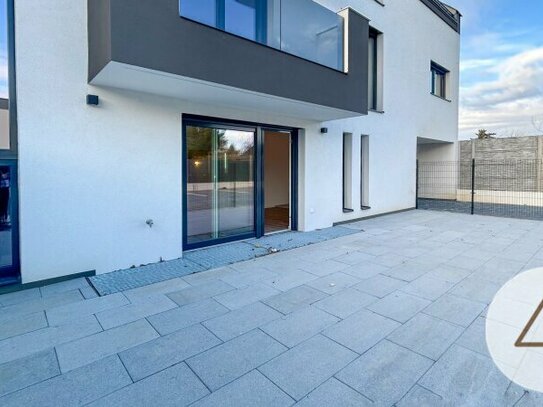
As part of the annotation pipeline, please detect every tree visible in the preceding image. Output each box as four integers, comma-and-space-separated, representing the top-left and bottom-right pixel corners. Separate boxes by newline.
475, 129, 496, 140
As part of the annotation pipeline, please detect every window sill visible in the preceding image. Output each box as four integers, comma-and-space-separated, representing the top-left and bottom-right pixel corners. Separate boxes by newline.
343, 208, 354, 213
361, 206, 372, 211
368, 109, 385, 114
430, 93, 452, 103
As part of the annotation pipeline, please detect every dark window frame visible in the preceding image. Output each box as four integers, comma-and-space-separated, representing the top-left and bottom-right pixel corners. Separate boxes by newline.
431, 61, 449, 99
368, 27, 380, 111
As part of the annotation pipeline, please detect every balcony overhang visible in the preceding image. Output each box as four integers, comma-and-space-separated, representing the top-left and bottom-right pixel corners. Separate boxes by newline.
88, 0, 369, 122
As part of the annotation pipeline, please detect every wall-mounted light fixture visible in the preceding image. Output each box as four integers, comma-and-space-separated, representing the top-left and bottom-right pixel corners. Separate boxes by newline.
320, 128, 328, 134
86, 95, 99, 106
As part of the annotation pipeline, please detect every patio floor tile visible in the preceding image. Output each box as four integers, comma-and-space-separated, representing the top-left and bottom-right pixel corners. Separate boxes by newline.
336, 340, 433, 406
259, 335, 357, 401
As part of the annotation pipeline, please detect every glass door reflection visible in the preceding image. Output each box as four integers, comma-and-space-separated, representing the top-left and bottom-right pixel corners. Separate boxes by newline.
186, 124, 255, 247
0, 163, 19, 283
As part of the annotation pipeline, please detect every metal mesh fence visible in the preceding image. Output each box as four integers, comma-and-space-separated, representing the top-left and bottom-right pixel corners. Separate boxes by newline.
417, 160, 543, 220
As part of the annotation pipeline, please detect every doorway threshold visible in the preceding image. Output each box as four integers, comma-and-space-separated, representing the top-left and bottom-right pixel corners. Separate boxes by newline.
88, 226, 358, 296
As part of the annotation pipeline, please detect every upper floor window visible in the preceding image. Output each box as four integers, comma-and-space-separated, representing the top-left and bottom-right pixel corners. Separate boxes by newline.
431, 61, 449, 99
368, 27, 382, 111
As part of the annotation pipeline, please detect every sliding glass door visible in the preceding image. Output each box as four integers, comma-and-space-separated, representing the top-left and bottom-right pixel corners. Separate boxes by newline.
185, 122, 256, 248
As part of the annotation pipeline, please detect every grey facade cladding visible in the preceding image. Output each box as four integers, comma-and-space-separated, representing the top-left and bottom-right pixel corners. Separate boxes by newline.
420, 0, 461, 33
87, 0, 369, 115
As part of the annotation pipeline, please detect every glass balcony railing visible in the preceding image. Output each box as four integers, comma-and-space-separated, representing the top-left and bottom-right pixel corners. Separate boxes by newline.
179, 0, 344, 71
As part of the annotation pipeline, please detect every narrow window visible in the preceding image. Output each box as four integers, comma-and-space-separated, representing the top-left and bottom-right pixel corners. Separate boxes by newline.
431, 61, 449, 99
368, 28, 379, 110
361, 135, 370, 209
343, 133, 353, 212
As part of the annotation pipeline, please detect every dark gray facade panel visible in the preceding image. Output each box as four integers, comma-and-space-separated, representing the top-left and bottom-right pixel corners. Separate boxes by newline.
87, 0, 112, 81
88, 0, 369, 115
420, 0, 461, 33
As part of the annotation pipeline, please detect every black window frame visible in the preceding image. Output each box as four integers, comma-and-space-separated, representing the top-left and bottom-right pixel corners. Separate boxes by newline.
368, 27, 380, 111
431, 61, 449, 100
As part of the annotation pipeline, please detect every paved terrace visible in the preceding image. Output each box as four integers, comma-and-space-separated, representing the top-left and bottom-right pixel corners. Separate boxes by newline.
1, 210, 543, 406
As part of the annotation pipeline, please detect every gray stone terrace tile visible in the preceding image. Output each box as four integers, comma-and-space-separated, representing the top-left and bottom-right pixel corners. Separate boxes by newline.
323, 309, 400, 354
396, 385, 445, 407
400, 275, 456, 301
295, 377, 372, 407
0, 356, 131, 407
46, 292, 129, 326
2, 290, 84, 319
424, 264, 473, 284
0, 287, 41, 307
340, 262, 390, 280
187, 329, 287, 391
423, 294, 486, 327
0, 350, 60, 397
40, 278, 90, 297
264, 269, 318, 292
261, 306, 339, 348
147, 298, 229, 336
305, 272, 361, 295
381, 261, 434, 282
299, 259, 350, 277
119, 323, 221, 381
419, 345, 512, 406
214, 283, 281, 310
55, 319, 159, 372
336, 340, 433, 406
167, 280, 235, 306
87, 362, 208, 407
121, 278, 190, 301
455, 317, 489, 357
332, 250, 376, 266
387, 313, 464, 360
448, 275, 502, 305
192, 370, 294, 407
259, 335, 357, 401
367, 291, 431, 323
313, 288, 377, 319
0, 311, 48, 341
352, 274, 407, 298
95, 294, 177, 330
0, 315, 102, 365
263, 285, 328, 315
204, 301, 282, 341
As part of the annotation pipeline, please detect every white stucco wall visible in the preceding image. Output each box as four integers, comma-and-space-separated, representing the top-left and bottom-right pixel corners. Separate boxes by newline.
310, 0, 460, 224
14, 0, 459, 282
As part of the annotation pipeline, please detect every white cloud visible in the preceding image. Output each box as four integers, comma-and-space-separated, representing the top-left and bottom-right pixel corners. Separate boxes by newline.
459, 47, 543, 139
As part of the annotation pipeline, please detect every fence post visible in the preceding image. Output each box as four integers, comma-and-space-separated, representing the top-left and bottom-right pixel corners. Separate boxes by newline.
415, 160, 419, 209
471, 158, 475, 215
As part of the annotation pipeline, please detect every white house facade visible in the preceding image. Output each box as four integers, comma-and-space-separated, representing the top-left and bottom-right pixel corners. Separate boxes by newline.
0, 0, 460, 287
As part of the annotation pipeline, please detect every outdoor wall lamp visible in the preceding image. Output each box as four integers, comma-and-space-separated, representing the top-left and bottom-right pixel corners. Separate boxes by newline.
86, 94, 99, 106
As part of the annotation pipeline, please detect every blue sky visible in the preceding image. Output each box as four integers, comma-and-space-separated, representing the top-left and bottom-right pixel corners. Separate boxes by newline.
1, 1, 542, 138
0, 0, 7, 100
447, 0, 543, 138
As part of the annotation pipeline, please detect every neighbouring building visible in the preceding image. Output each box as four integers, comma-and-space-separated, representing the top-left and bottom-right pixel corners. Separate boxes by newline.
0, 0, 460, 287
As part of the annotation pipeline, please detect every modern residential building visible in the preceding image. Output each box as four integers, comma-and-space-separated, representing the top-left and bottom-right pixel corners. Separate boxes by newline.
0, 0, 460, 287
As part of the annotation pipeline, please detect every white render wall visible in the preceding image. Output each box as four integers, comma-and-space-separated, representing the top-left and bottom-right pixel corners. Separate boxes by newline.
14, 0, 459, 282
